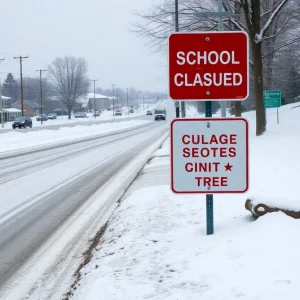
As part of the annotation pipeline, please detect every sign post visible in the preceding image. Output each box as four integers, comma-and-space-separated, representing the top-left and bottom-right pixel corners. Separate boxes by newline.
169, 31, 249, 235
263, 90, 281, 124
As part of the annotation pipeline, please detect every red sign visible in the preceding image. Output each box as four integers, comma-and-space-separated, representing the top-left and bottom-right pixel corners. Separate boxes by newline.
170, 118, 249, 194
168, 32, 249, 101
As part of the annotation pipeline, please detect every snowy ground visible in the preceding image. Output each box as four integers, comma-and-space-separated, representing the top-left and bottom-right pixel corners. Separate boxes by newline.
0, 119, 151, 153
68, 102, 300, 300
0, 103, 161, 130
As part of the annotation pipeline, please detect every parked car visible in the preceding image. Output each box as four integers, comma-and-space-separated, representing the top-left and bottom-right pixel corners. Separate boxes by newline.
48, 113, 57, 119
146, 110, 152, 115
115, 110, 122, 116
12, 116, 32, 129
93, 111, 100, 117
107, 107, 112, 111
74, 112, 87, 118
36, 114, 48, 121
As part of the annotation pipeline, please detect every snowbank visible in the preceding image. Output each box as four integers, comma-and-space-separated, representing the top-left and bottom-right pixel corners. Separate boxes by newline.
0, 120, 151, 153
69, 103, 300, 300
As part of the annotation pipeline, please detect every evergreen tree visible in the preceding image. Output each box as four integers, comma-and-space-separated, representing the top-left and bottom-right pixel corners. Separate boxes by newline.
2, 73, 19, 102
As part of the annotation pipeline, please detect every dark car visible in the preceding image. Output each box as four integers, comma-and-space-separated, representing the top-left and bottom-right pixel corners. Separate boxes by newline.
146, 110, 152, 115
36, 114, 48, 121
48, 113, 57, 119
12, 116, 32, 129
129, 108, 134, 113
154, 109, 166, 121
115, 110, 122, 116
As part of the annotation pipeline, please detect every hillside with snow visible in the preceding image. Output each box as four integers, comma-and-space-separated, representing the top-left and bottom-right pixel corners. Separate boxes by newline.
66, 102, 300, 300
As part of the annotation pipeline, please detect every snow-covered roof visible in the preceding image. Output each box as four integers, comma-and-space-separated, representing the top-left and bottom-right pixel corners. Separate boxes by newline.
1, 96, 12, 100
77, 93, 115, 107
86, 92, 110, 99
4, 108, 21, 113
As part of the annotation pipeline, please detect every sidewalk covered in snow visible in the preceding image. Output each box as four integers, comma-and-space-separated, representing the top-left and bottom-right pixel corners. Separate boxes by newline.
66, 103, 300, 300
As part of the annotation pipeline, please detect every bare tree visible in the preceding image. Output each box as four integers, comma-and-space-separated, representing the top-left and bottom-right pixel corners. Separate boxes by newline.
134, 0, 300, 135
48, 56, 89, 119
225, 0, 298, 135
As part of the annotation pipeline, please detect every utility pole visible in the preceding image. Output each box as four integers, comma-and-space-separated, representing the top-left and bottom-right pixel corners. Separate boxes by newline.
126, 88, 129, 117
35, 69, 46, 125
14, 56, 29, 116
142, 95, 145, 111
0, 58, 5, 128
110, 83, 117, 116
91, 79, 98, 118
116, 88, 119, 109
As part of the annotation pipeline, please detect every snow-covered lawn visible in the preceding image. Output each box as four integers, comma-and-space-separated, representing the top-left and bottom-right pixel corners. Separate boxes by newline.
68, 102, 300, 300
0, 119, 151, 153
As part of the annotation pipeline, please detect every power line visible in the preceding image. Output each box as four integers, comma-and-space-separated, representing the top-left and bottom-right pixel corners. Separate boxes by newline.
35, 69, 46, 125
14, 55, 29, 116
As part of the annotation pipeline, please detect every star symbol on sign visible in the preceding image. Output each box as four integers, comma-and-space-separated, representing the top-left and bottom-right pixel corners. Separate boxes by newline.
225, 163, 233, 171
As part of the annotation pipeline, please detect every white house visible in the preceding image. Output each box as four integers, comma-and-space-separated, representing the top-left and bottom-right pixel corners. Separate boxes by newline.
78, 93, 117, 112
0, 96, 21, 122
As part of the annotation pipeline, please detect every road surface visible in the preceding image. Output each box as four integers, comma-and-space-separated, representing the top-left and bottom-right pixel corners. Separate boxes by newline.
0, 120, 168, 293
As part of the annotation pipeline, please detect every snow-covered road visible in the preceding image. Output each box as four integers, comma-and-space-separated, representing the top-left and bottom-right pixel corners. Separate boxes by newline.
0, 121, 168, 298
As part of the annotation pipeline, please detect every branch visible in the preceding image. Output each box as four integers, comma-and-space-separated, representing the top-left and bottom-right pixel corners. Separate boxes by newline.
256, 0, 289, 42
226, 17, 248, 31
264, 17, 289, 40
262, 36, 300, 59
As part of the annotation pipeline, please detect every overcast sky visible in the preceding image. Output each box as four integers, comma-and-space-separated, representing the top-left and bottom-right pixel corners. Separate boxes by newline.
0, 0, 168, 93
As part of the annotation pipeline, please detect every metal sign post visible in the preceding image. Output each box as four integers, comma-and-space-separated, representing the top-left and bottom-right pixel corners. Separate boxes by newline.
168, 5, 249, 236
205, 101, 214, 234
263, 90, 281, 124
197, 4, 228, 235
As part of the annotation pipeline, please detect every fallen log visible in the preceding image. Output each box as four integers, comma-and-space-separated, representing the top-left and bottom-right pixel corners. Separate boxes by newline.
245, 199, 300, 219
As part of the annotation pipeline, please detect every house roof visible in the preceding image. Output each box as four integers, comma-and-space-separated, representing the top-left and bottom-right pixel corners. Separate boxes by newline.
1, 96, 12, 100
78, 93, 114, 107
4, 108, 21, 113
24, 100, 40, 108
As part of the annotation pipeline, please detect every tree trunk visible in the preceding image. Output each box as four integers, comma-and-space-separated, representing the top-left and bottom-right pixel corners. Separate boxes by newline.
252, 41, 266, 136
235, 101, 242, 117
68, 107, 72, 119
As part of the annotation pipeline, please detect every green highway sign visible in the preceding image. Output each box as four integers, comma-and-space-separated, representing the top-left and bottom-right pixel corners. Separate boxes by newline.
263, 90, 281, 108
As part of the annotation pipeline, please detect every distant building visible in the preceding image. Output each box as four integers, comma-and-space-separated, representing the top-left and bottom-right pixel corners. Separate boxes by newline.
1, 96, 12, 108
0, 96, 21, 122
12, 99, 41, 117
78, 93, 115, 112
